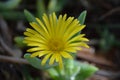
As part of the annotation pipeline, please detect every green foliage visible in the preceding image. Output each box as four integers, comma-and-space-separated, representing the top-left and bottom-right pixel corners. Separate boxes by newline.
36, 0, 68, 17
48, 0, 57, 13
24, 54, 98, 80
64, 59, 81, 78
96, 25, 120, 52
100, 29, 115, 52
75, 62, 98, 80
0, 11, 24, 20
24, 53, 57, 70
0, 0, 24, 20
36, 0, 46, 19
78, 10, 87, 25
0, 0, 21, 10
47, 59, 98, 80
71, 10, 87, 39
21, 66, 40, 80
48, 0, 67, 13
14, 36, 26, 48
24, 10, 36, 23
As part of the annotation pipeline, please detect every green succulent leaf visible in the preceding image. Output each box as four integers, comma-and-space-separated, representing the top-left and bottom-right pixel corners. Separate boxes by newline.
48, 0, 57, 13
47, 68, 59, 80
14, 36, 26, 48
47, 59, 98, 80
64, 59, 81, 78
24, 10, 36, 22
100, 29, 115, 52
0, 0, 21, 10
37, 0, 46, 19
24, 53, 57, 70
48, 0, 67, 13
0, 11, 24, 20
78, 10, 87, 25
76, 62, 98, 80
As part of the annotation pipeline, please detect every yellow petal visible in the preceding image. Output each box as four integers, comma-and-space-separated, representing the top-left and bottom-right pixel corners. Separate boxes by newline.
58, 14, 67, 36
65, 25, 86, 40
79, 38, 89, 41
38, 51, 50, 57
36, 18, 49, 35
49, 54, 56, 65
31, 52, 40, 57
76, 47, 82, 50
80, 42, 89, 48
42, 14, 52, 35
41, 53, 52, 65
64, 19, 79, 34
55, 53, 59, 62
27, 42, 47, 48
56, 15, 62, 35
69, 25, 85, 37
52, 12, 57, 27
67, 34, 86, 43
60, 52, 73, 59
29, 22, 49, 39
65, 47, 77, 53
26, 28, 38, 34
60, 17, 74, 35
49, 14, 54, 35
27, 47, 45, 52
24, 37, 46, 44
58, 56, 63, 69
24, 32, 33, 37
69, 42, 89, 48
31, 51, 49, 57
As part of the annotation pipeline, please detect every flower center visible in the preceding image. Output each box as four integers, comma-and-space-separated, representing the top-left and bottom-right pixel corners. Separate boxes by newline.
48, 38, 65, 52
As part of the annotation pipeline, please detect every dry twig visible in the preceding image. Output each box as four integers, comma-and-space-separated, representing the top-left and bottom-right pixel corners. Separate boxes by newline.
0, 36, 16, 56
99, 7, 120, 20
0, 55, 28, 64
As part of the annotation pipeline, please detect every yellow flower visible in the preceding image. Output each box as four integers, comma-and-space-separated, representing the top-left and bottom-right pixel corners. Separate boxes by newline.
24, 12, 89, 69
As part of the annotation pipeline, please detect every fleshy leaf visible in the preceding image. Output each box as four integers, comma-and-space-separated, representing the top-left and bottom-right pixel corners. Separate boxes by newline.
0, 0, 21, 10
47, 68, 59, 80
65, 59, 81, 78
24, 53, 57, 70
48, 0, 67, 13
24, 9, 36, 22
47, 59, 98, 80
100, 29, 115, 52
37, 0, 46, 19
76, 62, 98, 80
78, 10, 87, 25
14, 36, 26, 48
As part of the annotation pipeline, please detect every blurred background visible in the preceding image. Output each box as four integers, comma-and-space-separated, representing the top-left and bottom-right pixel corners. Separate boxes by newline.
0, 0, 120, 80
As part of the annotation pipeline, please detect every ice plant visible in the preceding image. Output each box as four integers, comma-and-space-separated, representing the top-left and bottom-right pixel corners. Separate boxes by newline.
24, 12, 89, 69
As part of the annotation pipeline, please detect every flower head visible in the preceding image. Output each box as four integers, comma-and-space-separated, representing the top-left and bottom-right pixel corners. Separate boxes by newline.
24, 12, 89, 69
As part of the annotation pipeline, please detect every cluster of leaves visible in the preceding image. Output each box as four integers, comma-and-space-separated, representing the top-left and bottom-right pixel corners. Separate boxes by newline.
0, 0, 24, 20
24, 54, 98, 80
100, 29, 120, 52
0, 0, 67, 20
